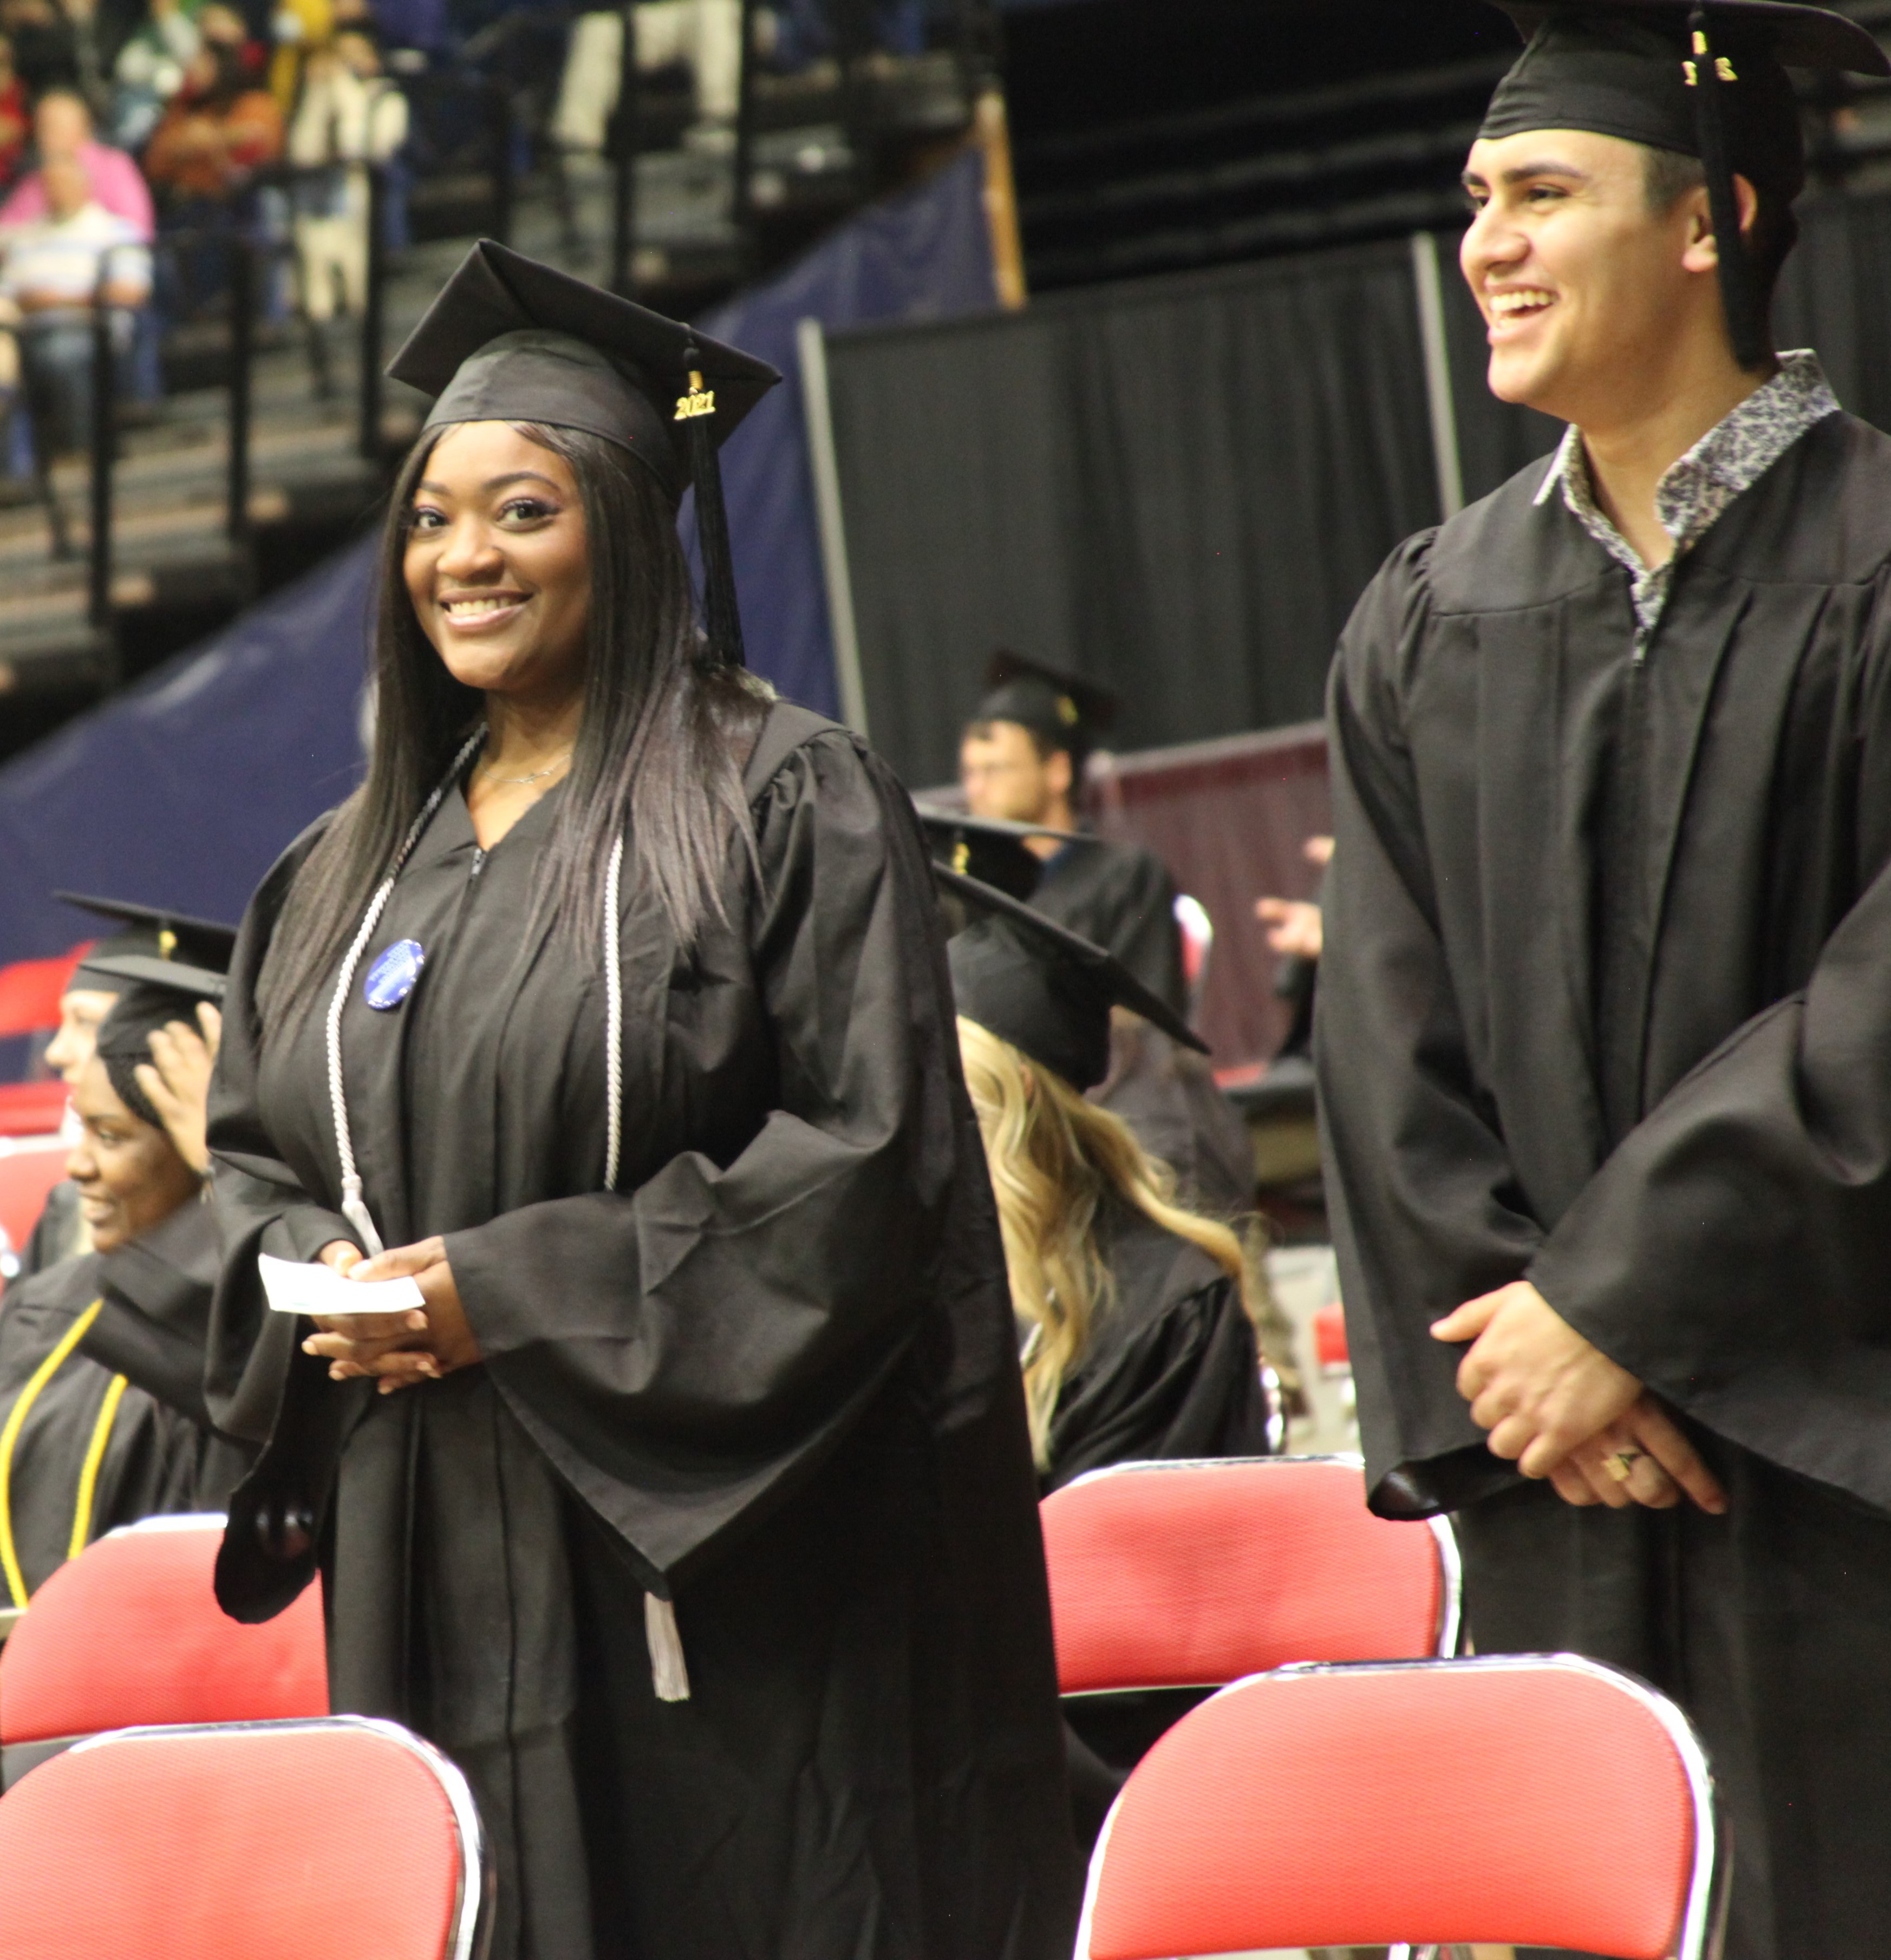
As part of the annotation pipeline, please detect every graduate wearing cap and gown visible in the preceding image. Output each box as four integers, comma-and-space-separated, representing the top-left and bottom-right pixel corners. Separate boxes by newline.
961, 651, 1187, 1018
940, 864, 1274, 1852
1315, 4, 1891, 1953
0, 952, 246, 1605
14, 894, 232, 1282
205, 241, 1078, 1960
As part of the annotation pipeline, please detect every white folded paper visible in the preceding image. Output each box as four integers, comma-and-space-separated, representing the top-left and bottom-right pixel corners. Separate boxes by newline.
258, 1252, 426, 1318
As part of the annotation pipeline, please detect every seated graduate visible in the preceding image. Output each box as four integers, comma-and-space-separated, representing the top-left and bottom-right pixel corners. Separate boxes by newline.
204, 242, 1077, 1960
17, 892, 228, 1281
0, 947, 245, 1606
941, 861, 1276, 1493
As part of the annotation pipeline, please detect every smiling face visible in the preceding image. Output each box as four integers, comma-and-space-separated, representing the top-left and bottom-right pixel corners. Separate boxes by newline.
402, 421, 592, 708
67, 1056, 200, 1253
1460, 128, 1718, 427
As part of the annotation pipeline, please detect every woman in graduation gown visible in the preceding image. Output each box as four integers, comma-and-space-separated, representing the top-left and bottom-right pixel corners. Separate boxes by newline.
943, 868, 1274, 1491
0, 961, 245, 1604
204, 241, 1078, 1960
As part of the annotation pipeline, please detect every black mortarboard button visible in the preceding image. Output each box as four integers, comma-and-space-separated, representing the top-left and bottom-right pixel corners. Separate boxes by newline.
1481, 1, 1889, 369
937, 864, 1207, 1094
914, 807, 1089, 902
57, 892, 239, 994
386, 239, 781, 665
972, 650, 1120, 765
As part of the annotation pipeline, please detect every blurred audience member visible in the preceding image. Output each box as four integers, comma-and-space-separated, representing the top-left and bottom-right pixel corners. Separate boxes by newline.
1254, 833, 1330, 1059
286, 27, 402, 321
144, 31, 281, 202
109, 0, 202, 152
267, 0, 329, 113
552, 1, 746, 156
1, 88, 155, 239
0, 150, 151, 450
0, 0, 79, 100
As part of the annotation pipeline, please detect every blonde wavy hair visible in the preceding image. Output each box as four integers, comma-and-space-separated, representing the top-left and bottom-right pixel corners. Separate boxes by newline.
957, 1016, 1266, 1467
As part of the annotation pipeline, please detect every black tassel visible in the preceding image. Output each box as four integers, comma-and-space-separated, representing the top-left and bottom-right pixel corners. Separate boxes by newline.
1687, 8, 1769, 370
677, 335, 746, 668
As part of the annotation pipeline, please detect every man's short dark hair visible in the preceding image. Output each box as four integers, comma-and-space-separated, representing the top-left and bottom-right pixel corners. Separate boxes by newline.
965, 716, 1060, 763
1641, 143, 1796, 310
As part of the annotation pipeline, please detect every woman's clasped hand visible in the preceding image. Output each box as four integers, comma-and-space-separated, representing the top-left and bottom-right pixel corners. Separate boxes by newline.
302, 1236, 484, 1393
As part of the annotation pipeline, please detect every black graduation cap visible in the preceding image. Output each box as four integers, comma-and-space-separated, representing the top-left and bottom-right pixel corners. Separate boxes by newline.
937, 864, 1206, 1093
1480, 1, 1889, 369
386, 239, 783, 667
913, 807, 1089, 902
91, 954, 225, 1130
57, 892, 239, 994
971, 651, 1119, 768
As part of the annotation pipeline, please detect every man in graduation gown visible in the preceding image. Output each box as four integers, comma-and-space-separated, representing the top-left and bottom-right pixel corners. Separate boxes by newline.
960, 650, 1188, 1017
1315, 5, 1891, 1955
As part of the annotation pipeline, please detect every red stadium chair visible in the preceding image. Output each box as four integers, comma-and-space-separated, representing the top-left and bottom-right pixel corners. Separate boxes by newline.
1313, 1295, 1350, 1373
1172, 893, 1212, 1008
0, 1514, 327, 1786
0, 1715, 489, 1960
0, 1135, 67, 1277
0, 950, 83, 1043
0, 1083, 67, 1140
1041, 1455, 1459, 1695
1077, 1654, 1725, 1960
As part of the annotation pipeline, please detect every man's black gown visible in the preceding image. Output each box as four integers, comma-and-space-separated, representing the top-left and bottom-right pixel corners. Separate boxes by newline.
206, 703, 1079, 1960
0, 1199, 240, 1597
1028, 839, 1185, 1018
1318, 411, 1891, 1959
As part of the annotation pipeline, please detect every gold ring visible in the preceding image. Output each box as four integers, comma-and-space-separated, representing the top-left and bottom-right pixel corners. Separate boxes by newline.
1604, 1448, 1645, 1483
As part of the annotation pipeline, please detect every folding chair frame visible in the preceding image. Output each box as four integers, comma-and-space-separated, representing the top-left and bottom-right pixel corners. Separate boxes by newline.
61, 1714, 494, 1960
1075, 1651, 1728, 1960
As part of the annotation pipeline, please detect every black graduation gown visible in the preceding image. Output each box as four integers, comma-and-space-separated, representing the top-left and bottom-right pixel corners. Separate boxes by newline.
1028, 838, 1186, 1018
205, 703, 1079, 1960
0, 1198, 234, 1601
1040, 1196, 1270, 1495
16, 1179, 84, 1284
1091, 1020, 1255, 1218
1316, 411, 1891, 1960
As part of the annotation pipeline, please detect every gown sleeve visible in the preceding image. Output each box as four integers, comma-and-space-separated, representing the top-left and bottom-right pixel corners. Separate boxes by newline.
81, 1199, 223, 1427
1529, 568, 1891, 1513
1041, 1270, 1270, 1494
205, 822, 361, 1449
443, 728, 966, 1593
1315, 535, 1547, 1517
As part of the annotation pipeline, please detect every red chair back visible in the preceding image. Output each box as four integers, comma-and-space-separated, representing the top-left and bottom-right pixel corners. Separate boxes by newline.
0, 1084, 68, 1141
0, 1516, 327, 1756
0, 1138, 67, 1269
1080, 1655, 1723, 1960
0, 951, 84, 1042
0, 1716, 487, 1960
1041, 1456, 1458, 1694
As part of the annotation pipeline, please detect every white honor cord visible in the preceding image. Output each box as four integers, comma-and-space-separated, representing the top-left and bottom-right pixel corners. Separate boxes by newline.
325, 730, 484, 1259
603, 831, 690, 1702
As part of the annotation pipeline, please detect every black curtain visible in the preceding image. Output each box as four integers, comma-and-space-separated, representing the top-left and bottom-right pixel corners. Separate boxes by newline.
825, 239, 1438, 787
825, 188, 1891, 789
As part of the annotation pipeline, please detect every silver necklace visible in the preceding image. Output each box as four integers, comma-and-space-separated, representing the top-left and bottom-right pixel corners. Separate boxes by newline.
481, 750, 571, 787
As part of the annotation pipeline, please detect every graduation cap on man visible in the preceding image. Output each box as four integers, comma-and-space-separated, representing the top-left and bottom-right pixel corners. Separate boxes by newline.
56, 893, 238, 999
387, 239, 781, 667
971, 651, 1119, 774
1480, 0, 1889, 368
936, 864, 1205, 1094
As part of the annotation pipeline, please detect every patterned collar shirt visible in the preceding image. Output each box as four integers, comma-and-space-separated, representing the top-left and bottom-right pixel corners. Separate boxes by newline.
1533, 348, 1841, 648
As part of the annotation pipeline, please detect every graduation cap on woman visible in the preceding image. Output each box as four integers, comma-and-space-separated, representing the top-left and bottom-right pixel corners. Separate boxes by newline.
56, 892, 239, 996
936, 864, 1207, 1093
386, 239, 782, 667
86, 927, 231, 1132
913, 807, 1092, 901
1481, 0, 1889, 368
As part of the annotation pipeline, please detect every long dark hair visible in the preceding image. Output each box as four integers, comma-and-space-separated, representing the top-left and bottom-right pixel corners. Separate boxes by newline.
257, 421, 767, 1036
